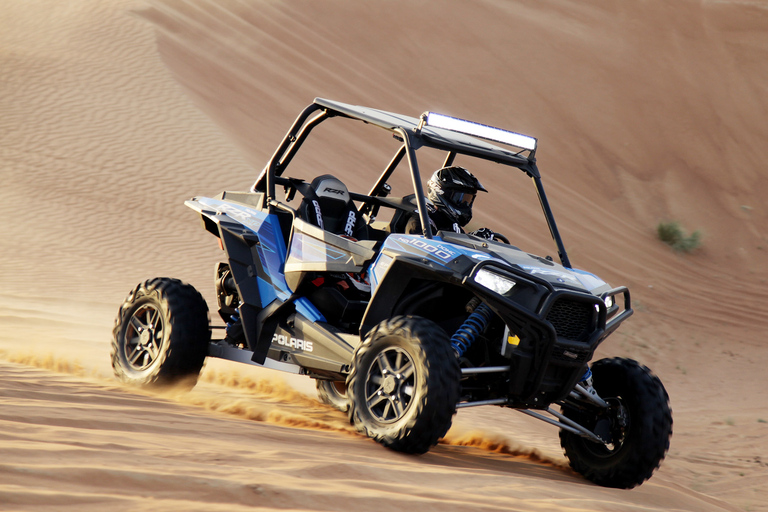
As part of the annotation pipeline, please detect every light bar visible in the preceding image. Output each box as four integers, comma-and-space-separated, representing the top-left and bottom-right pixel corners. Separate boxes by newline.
425, 112, 537, 152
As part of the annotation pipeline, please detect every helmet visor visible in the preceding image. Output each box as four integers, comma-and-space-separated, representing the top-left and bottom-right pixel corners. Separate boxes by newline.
449, 190, 476, 207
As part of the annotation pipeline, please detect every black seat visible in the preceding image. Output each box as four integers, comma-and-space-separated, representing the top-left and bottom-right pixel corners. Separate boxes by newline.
298, 174, 368, 239
294, 175, 371, 330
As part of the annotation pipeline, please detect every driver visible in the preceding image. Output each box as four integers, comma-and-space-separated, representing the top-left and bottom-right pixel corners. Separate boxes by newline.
405, 166, 499, 240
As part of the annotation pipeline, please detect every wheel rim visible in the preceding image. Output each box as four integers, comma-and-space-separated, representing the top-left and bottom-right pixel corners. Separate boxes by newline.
364, 346, 416, 423
124, 303, 164, 371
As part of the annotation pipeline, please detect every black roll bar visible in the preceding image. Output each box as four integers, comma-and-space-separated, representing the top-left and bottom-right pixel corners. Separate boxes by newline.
253, 103, 324, 203
530, 164, 571, 268
395, 127, 433, 239
367, 144, 406, 198
254, 99, 571, 262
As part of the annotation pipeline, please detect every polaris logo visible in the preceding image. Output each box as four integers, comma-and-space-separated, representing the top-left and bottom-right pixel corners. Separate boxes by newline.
272, 333, 314, 352
322, 187, 346, 195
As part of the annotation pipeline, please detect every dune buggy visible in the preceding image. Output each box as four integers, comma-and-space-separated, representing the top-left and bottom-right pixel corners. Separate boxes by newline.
112, 98, 672, 488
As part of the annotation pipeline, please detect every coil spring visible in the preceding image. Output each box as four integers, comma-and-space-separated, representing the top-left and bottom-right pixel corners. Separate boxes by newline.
450, 303, 493, 357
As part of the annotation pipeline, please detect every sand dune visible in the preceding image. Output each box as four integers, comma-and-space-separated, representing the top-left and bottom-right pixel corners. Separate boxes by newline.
2, 0, 767, 510
0, 358, 743, 512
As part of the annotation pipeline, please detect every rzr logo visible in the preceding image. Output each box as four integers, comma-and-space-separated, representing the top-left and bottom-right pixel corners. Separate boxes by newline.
322, 187, 345, 195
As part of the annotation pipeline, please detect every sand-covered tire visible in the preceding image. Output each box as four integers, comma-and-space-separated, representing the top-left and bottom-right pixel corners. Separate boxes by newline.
559, 357, 673, 488
316, 380, 349, 412
111, 278, 210, 390
347, 316, 460, 454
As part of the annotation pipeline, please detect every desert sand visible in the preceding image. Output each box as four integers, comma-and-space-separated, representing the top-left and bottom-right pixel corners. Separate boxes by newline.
1, 0, 767, 510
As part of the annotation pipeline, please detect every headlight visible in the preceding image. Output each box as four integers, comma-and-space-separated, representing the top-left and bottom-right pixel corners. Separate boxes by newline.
596, 294, 615, 314
475, 268, 516, 295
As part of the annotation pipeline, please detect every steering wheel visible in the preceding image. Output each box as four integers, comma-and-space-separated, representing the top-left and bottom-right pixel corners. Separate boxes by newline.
492, 232, 511, 244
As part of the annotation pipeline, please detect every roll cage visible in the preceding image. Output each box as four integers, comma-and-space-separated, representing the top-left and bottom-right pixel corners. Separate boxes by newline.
251, 98, 572, 269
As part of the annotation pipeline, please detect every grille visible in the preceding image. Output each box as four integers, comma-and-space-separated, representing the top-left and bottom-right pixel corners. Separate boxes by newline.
546, 299, 594, 341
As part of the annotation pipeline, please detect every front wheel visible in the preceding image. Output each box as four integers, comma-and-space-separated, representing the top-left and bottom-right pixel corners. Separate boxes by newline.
111, 278, 210, 389
559, 357, 673, 488
347, 316, 460, 454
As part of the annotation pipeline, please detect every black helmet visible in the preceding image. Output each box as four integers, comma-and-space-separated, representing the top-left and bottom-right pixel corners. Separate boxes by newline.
427, 166, 487, 226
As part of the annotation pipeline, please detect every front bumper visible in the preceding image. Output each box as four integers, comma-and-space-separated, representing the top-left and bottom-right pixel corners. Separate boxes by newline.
461, 260, 633, 407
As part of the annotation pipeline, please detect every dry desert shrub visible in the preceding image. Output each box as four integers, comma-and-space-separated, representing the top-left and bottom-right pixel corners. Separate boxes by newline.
657, 221, 701, 252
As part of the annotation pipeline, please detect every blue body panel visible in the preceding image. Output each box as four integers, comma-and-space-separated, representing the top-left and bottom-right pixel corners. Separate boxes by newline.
192, 197, 326, 321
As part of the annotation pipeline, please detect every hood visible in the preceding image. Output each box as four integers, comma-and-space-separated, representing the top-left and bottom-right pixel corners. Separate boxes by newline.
380, 233, 609, 294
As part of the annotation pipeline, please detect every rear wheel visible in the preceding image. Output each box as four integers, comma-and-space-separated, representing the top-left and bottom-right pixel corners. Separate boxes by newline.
347, 316, 460, 454
111, 278, 210, 390
316, 380, 349, 412
559, 358, 672, 488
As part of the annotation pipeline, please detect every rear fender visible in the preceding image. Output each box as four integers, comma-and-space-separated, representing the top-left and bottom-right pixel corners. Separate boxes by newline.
186, 196, 292, 307
186, 197, 324, 360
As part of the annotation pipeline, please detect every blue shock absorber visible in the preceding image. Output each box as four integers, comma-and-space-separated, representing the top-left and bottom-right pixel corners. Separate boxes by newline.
225, 309, 240, 337
226, 311, 240, 329
451, 303, 493, 357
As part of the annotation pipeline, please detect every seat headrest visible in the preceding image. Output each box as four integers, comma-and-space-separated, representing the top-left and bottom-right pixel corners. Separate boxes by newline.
311, 175, 350, 203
